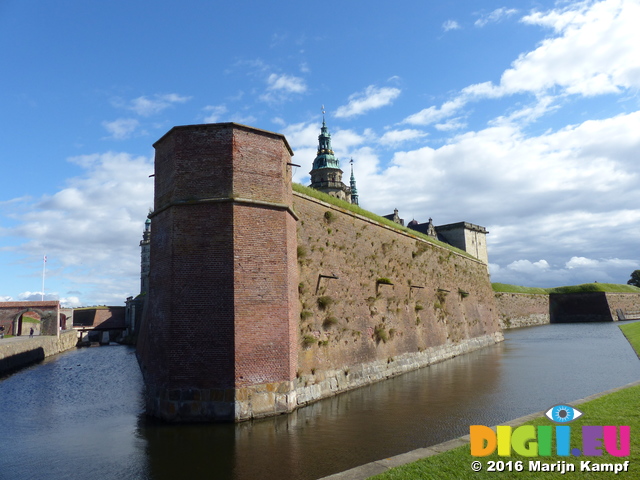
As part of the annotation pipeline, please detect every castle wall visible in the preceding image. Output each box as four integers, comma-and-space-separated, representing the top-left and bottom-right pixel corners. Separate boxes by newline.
136, 123, 502, 423
494, 293, 550, 329
0, 330, 77, 377
550, 292, 613, 323
0, 302, 61, 336
494, 291, 640, 327
137, 123, 298, 423
292, 192, 503, 406
605, 293, 640, 320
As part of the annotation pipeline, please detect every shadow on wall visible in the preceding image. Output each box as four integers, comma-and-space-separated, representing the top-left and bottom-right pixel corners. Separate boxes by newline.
0, 347, 46, 377
550, 292, 613, 323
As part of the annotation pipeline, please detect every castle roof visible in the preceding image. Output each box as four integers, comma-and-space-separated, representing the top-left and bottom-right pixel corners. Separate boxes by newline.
311, 118, 341, 172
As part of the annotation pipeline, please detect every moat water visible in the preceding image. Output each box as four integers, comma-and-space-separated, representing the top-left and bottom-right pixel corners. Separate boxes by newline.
1, 322, 638, 480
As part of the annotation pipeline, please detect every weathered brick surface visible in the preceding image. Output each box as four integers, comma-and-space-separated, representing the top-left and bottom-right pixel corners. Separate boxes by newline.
494, 293, 550, 328
0, 301, 60, 336
605, 293, 640, 320
137, 123, 298, 422
293, 192, 501, 376
73, 307, 125, 329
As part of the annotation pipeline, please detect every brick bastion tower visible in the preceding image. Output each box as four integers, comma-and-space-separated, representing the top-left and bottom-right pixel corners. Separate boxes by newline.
136, 123, 299, 422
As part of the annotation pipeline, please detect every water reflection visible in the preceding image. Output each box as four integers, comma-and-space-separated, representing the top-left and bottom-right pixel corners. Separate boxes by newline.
0, 322, 638, 480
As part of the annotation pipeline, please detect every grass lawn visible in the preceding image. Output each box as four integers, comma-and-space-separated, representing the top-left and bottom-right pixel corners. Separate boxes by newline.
369, 322, 640, 479
620, 321, 640, 358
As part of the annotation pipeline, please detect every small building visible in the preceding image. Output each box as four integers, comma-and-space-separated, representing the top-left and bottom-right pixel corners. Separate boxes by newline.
406, 217, 489, 265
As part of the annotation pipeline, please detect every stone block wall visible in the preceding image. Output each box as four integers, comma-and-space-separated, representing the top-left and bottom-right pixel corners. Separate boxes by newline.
605, 293, 640, 320
494, 293, 550, 329
292, 192, 503, 404
0, 330, 76, 376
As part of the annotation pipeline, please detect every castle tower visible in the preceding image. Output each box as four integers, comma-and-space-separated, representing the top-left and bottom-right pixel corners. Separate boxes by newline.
136, 123, 299, 422
309, 115, 353, 202
140, 218, 151, 295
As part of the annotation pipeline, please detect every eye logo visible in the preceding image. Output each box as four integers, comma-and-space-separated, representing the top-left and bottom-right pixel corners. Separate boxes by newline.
545, 405, 583, 423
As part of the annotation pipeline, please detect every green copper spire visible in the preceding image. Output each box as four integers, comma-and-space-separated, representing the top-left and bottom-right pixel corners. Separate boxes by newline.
312, 116, 341, 170
350, 158, 359, 205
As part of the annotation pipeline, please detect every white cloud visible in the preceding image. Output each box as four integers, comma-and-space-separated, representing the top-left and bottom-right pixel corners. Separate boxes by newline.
507, 259, 550, 273
127, 93, 191, 116
203, 105, 228, 123
404, 0, 640, 131
442, 20, 461, 32
402, 98, 466, 126
353, 105, 640, 286
475, 8, 518, 27
379, 129, 428, 145
16, 291, 81, 308
335, 85, 401, 118
266, 73, 307, 93
435, 118, 467, 131
503, 0, 640, 96
260, 73, 307, 103
3, 152, 154, 306
102, 118, 140, 140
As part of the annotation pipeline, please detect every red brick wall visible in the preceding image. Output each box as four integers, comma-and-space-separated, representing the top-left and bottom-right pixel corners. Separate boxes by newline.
137, 124, 297, 403
0, 302, 60, 336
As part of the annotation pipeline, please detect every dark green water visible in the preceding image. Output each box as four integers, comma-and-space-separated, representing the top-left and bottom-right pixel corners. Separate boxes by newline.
0, 322, 638, 480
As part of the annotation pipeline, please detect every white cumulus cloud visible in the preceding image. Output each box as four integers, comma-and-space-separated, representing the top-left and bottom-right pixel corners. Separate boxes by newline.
335, 85, 401, 118
3, 152, 154, 306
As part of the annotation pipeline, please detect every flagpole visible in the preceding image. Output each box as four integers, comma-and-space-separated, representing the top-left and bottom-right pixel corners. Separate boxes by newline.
42, 255, 47, 301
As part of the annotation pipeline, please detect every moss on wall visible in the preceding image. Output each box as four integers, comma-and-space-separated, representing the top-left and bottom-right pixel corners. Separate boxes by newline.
293, 191, 501, 375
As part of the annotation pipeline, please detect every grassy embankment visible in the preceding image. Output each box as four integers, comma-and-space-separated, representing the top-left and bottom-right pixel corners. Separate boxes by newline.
292, 183, 474, 259
492, 282, 640, 294
370, 320, 640, 480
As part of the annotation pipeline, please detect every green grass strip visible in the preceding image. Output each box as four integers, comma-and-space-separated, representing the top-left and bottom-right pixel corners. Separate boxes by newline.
620, 321, 640, 358
492, 283, 548, 294
493, 282, 640, 294
292, 183, 472, 259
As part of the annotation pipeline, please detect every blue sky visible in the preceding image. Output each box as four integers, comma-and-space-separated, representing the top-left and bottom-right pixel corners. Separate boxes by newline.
1, 0, 639, 307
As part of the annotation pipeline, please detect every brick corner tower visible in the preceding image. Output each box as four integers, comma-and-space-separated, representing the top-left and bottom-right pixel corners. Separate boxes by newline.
136, 123, 299, 422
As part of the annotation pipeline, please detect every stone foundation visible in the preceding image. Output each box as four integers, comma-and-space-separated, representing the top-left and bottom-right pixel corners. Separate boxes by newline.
143, 331, 503, 422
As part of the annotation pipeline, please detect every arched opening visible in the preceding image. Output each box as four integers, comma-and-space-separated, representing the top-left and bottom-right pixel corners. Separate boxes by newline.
16, 310, 42, 336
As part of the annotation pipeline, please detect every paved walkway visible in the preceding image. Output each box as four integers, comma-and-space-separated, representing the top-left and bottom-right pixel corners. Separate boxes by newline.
0, 335, 45, 352
320, 379, 640, 480
0, 331, 77, 376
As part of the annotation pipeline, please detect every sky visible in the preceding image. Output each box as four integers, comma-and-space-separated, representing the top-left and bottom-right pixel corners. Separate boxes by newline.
1, 0, 639, 307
